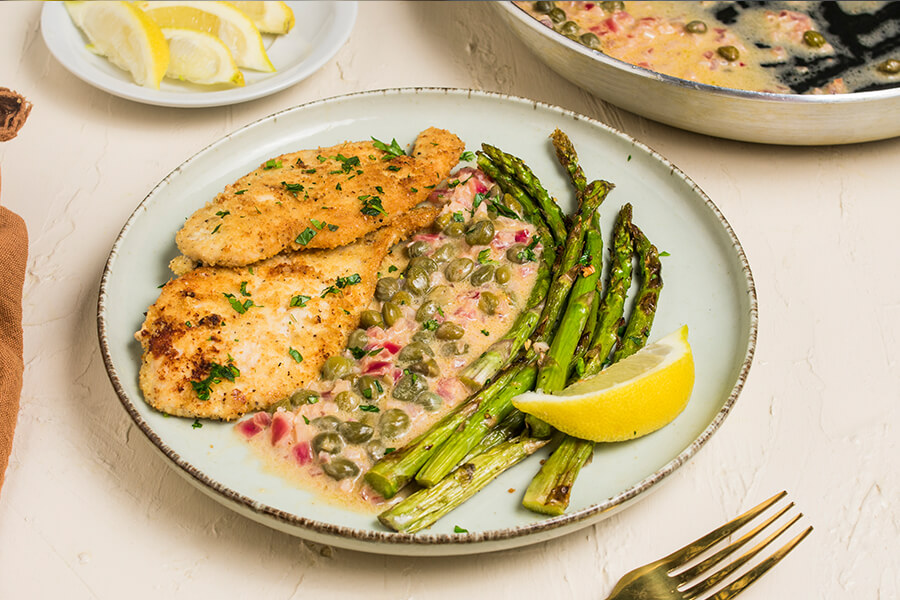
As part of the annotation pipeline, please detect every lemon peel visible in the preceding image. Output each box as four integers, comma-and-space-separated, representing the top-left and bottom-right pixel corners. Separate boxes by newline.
162, 28, 245, 86
227, 1, 295, 34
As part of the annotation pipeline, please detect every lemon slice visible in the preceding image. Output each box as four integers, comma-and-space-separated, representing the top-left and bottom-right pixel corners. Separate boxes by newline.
65, 1, 169, 89
161, 28, 245, 86
513, 326, 695, 442
227, 1, 295, 34
137, 1, 275, 72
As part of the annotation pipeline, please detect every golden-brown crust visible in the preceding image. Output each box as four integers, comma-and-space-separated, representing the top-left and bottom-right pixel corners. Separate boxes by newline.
136, 205, 442, 421
175, 127, 465, 267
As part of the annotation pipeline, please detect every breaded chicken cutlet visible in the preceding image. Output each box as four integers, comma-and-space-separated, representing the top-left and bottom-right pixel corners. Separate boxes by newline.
175, 127, 465, 267
136, 205, 442, 421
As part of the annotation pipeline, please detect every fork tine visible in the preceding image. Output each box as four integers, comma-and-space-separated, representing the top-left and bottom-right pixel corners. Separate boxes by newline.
709, 525, 813, 600
679, 512, 803, 599
675, 502, 794, 583
661, 491, 787, 566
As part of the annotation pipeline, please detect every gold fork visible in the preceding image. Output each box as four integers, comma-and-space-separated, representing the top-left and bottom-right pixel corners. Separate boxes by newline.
605, 491, 813, 600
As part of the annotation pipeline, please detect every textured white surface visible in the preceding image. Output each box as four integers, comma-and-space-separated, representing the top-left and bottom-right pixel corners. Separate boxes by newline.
0, 1, 897, 598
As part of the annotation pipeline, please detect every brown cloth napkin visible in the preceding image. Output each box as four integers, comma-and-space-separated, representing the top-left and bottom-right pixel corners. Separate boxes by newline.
0, 87, 31, 494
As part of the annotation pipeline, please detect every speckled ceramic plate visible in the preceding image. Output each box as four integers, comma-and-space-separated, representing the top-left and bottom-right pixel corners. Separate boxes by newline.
41, 1, 356, 108
97, 88, 757, 555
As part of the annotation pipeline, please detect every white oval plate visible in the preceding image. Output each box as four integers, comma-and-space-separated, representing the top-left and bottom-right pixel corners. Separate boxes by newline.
97, 89, 757, 555
41, 1, 356, 108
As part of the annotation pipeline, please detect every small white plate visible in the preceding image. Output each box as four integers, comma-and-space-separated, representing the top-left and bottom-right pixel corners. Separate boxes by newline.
40, 1, 356, 108
98, 89, 757, 555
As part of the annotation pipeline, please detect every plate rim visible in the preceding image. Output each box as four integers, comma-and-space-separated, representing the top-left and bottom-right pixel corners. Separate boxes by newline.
96, 87, 758, 552
496, 1, 900, 105
40, 1, 358, 108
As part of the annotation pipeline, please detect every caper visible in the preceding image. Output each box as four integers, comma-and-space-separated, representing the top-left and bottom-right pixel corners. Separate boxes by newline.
347, 329, 368, 350
470, 265, 494, 286
392, 373, 429, 401
433, 212, 453, 233
415, 391, 443, 412
465, 219, 495, 246
506, 244, 529, 264
411, 330, 434, 343
803, 30, 826, 48
380, 408, 411, 439
290, 388, 319, 407
601, 1, 624, 11
322, 355, 354, 380
443, 221, 466, 237
404, 267, 431, 295
580, 32, 600, 50
445, 257, 475, 282
323, 458, 359, 480
312, 432, 343, 455
312, 415, 341, 431
365, 439, 386, 461
432, 243, 456, 262
441, 341, 470, 356
427, 284, 454, 305
685, 20, 707, 34
479, 291, 499, 315
334, 390, 360, 411
338, 421, 375, 444
355, 375, 385, 401
548, 7, 566, 23
435, 322, 465, 340
391, 290, 414, 306
359, 309, 384, 329
409, 357, 440, 378
495, 264, 512, 284
877, 58, 900, 74
406, 240, 430, 258
374, 277, 400, 302
398, 341, 435, 363
416, 299, 441, 322
717, 45, 739, 62
502, 193, 524, 216
559, 20, 579, 36
382, 301, 402, 328
409, 256, 438, 275
532, 0, 554, 14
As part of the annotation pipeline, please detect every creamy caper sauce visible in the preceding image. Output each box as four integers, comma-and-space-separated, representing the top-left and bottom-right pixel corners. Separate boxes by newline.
517, 1, 900, 94
236, 167, 543, 511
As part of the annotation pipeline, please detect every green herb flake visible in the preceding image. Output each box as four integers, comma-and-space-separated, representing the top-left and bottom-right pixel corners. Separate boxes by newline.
477, 248, 496, 264
410, 187, 418, 193
453, 525, 468, 533
211, 224, 221, 234
388, 265, 398, 273
215, 210, 230, 218
239, 281, 251, 297
190, 361, 240, 401
387, 165, 401, 172
384, 447, 396, 454
481, 329, 490, 336
337, 273, 362, 288
627, 155, 632, 161
234, 189, 247, 195
316, 154, 327, 163
311, 218, 326, 230
288, 347, 303, 363
336, 182, 342, 191
659, 251, 671, 257
264, 159, 283, 170
452, 211, 465, 222
295, 227, 317, 245
327, 223, 339, 232
290, 294, 310, 308
350, 346, 367, 360
281, 181, 304, 197
371, 137, 406, 158
303, 415, 310, 425
303, 168, 317, 174
423, 319, 439, 331
223, 293, 258, 314
185, 321, 193, 328
192, 419, 203, 429
360, 195, 388, 217
460, 150, 475, 162
359, 404, 380, 412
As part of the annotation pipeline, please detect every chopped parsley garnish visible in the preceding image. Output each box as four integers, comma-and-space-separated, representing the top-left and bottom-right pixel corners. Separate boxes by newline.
371, 137, 406, 158
192, 419, 202, 429
388, 265, 398, 273
386, 165, 400, 172
477, 248, 496, 265
211, 224, 221, 234
316, 154, 327, 163
335, 182, 342, 191
423, 319, 439, 331
239, 281, 251, 296
471, 192, 487, 214
384, 447, 395, 454
234, 189, 247, 195
302, 415, 310, 425
288, 347, 303, 363
359, 194, 388, 217
453, 525, 468, 533
281, 181, 304, 197
289, 294, 310, 308
410, 187, 418, 193
295, 227, 317, 245
349, 346, 367, 360
333, 154, 361, 173
215, 210, 230, 218
460, 150, 475, 162
223, 293, 258, 314
481, 329, 490, 336
190, 361, 240, 401
264, 159, 282, 170
185, 321, 193, 328
310, 218, 326, 230
660, 251, 671, 257
516, 235, 541, 263
303, 168, 317, 174
321, 273, 362, 297
359, 404, 380, 412
489, 198, 520, 219
451, 211, 465, 222
627, 154, 632, 162
424, 184, 436, 189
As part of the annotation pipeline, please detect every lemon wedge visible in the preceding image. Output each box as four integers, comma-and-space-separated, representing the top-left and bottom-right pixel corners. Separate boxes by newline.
137, 1, 275, 72
161, 28, 245, 86
513, 325, 695, 442
227, 1, 295, 34
65, 1, 169, 89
